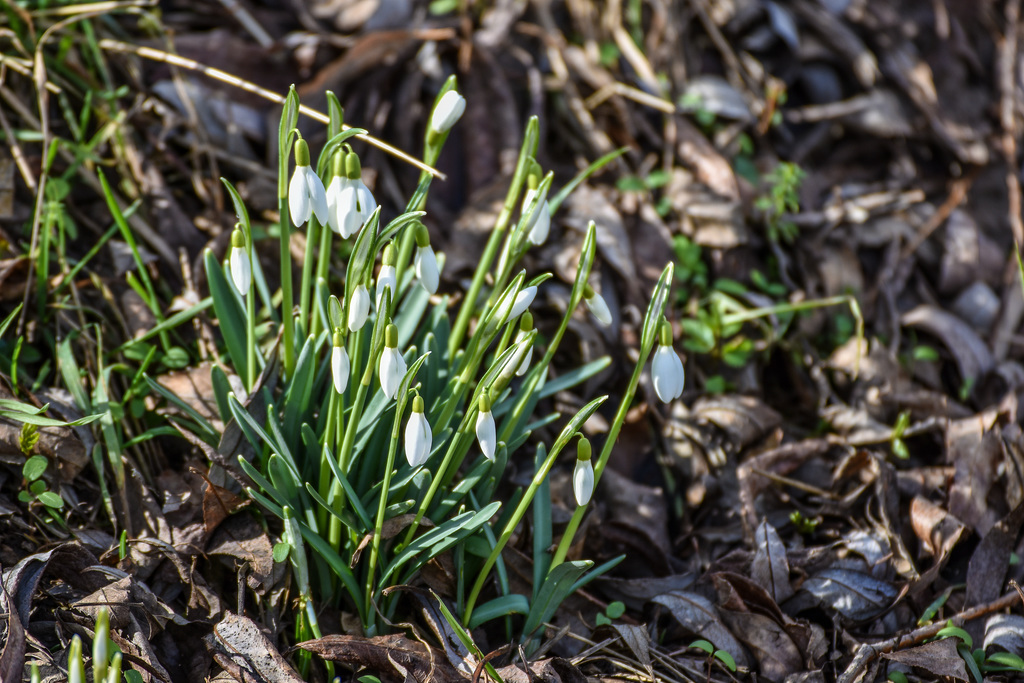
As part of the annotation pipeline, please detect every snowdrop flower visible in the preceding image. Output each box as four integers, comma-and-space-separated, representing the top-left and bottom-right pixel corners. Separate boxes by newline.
413, 223, 440, 294
522, 185, 551, 245
326, 152, 377, 238
475, 394, 496, 462
430, 89, 466, 135
379, 324, 407, 400
573, 437, 594, 506
228, 229, 250, 295
405, 395, 432, 467
348, 283, 370, 332
288, 138, 328, 227
331, 330, 350, 394
514, 313, 534, 377
376, 243, 397, 310
652, 321, 684, 403
584, 284, 612, 326
509, 285, 537, 320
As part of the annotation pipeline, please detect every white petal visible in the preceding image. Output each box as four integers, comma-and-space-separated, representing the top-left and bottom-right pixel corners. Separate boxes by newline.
527, 201, 551, 245
415, 245, 439, 294
229, 246, 251, 294
354, 181, 377, 220
475, 410, 496, 461
587, 293, 612, 326
305, 167, 329, 226
573, 459, 594, 506
376, 265, 397, 309
332, 346, 350, 394
337, 183, 361, 238
430, 90, 466, 134
348, 285, 370, 331
380, 347, 407, 399
325, 176, 344, 234
405, 412, 432, 467
671, 351, 685, 399
508, 285, 537, 319
515, 333, 533, 377
289, 168, 311, 226
652, 345, 682, 403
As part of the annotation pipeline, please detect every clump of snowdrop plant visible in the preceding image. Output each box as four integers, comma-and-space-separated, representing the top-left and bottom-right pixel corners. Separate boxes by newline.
174, 77, 678, 672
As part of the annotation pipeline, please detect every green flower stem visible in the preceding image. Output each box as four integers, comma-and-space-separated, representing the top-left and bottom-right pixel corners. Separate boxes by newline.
463, 396, 606, 626
365, 389, 410, 622
317, 389, 338, 531
550, 263, 674, 570
278, 202, 295, 379
448, 117, 538, 357
311, 215, 334, 339
298, 216, 321, 337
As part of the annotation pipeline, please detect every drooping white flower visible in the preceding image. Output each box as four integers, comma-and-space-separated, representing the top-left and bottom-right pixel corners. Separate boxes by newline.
376, 243, 398, 310
584, 285, 612, 326
475, 395, 496, 462
288, 139, 328, 227
573, 438, 594, 506
413, 224, 439, 294
430, 89, 466, 135
379, 324, 407, 400
331, 331, 350, 394
228, 229, 250, 295
405, 395, 432, 467
509, 285, 536, 320
348, 284, 370, 332
522, 187, 551, 245
652, 322, 684, 403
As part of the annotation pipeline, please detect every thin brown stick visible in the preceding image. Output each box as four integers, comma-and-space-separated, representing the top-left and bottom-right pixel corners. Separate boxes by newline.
900, 173, 973, 259
837, 590, 1023, 683
98, 39, 446, 180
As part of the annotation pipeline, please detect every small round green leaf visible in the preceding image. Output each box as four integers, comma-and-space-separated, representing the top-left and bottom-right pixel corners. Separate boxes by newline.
23, 455, 47, 482
37, 491, 64, 509
714, 649, 737, 672
605, 601, 625, 619
689, 639, 714, 655
273, 542, 291, 564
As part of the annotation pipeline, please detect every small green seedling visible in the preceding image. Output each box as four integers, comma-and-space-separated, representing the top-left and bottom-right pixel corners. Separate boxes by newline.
890, 411, 911, 460
934, 620, 1024, 682
19, 453, 65, 521
689, 639, 737, 674
755, 161, 805, 244
789, 510, 819, 535
595, 601, 625, 626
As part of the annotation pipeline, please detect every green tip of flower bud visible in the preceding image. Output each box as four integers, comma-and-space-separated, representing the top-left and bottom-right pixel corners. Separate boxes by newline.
331, 151, 344, 178
385, 323, 398, 348
520, 311, 534, 331
478, 393, 491, 413
294, 138, 310, 167
527, 171, 540, 190
412, 395, 424, 413
333, 329, 343, 347
659, 320, 673, 347
583, 283, 595, 299
345, 151, 362, 179
382, 242, 397, 266
231, 229, 245, 249
577, 437, 592, 461
414, 223, 430, 248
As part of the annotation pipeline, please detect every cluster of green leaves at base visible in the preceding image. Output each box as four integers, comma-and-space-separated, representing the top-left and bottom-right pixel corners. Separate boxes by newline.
144, 82, 676, 676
